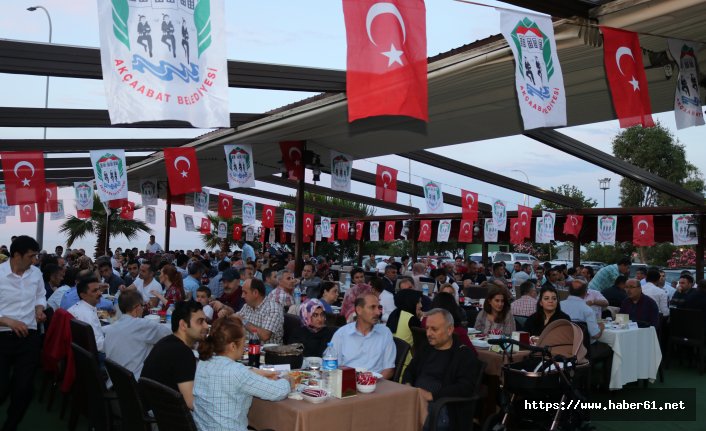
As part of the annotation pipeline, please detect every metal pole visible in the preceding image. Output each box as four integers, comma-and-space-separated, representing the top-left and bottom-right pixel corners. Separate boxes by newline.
294, 176, 305, 276
511, 169, 530, 207
603, 189, 606, 208
165, 184, 172, 251
696, 214, 704, 281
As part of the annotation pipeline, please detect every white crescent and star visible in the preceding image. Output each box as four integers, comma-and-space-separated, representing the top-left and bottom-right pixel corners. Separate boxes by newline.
615, 46, 640, 91
289, 147, 302, 166
520, 211, 529, 225
45, 188, 53, 201
222, 198, 230, 209
462, 221, 470, 233
366, 3, 406, 68
174, 156, 191, 178
465, 193, 475, 209
381, 170, 392, 188
422, 224, 429, 233
14, 161, 36, 187
637, 219, 649, 235
23, 204, 32, 214
266, 208, 273, 218
513, 222, 519, 233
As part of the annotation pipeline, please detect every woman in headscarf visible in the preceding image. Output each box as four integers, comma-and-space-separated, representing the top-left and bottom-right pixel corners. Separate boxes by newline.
289, 299, 336, 357
386, 289, 423, 380
341, 283, 373, 322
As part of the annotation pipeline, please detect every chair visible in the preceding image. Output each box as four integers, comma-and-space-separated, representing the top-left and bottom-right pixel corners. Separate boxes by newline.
392, 337, 411, 382
282, 312, 301, 345
104, 359, 155, 431
606, 306, 620, 320
69, 343, 116, 431
666, 308, 705, 374
410, 327, 429, 357
514, 316, 527, 331
138, 377, 198, 431
70, 318, 99, 360
428, 360, 487, 431
464, 286, 488, 300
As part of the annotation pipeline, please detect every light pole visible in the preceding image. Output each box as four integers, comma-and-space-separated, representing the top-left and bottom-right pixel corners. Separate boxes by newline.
511, 169, 530, 207
599, 178, 611, 208
28, 5, 52, 249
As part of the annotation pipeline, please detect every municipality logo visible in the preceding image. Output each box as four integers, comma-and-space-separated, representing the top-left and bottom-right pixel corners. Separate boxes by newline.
673, 215, 694, 242
598, 216, 616, 241
243, 202, 255, 221
332, 154, 351, 188
227, 146, 252, 185
75, 183, 93, 208
439, 220, 450, 236
425, 181, 442, 211
678, 45, 700, 107
95, 153, 125, 194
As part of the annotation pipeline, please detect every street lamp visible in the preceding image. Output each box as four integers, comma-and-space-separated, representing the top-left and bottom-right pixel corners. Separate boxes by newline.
599, 178, 611, 208
511, 169, 530, 207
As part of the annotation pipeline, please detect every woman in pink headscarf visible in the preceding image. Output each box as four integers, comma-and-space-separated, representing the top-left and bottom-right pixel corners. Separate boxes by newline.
341, 283, 373, 322
289, 299, 335, 357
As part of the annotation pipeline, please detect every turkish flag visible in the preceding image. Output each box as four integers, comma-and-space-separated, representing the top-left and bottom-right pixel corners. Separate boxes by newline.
601, 27, 655, 128
260, 228, 266, 244
19, 203, 36, 223
262, 205, 275, 228
218, 193, 233, 219
355, 221, 365, 240
171, 194, 186, 205
418, 220, 431, 242
303, 213, 315, 236
562, 214, 584, 237
280, 141, 305, 181
458, 219, 474, 243
164, 148, 202, 195
232, 224, 242, 240
633, 215, 655, 246
517, 205, 532, 238
328, 224, 336, 243
119, 201, 135, 220
303, 234, 311, 243
77, 209, 92, 219
280, 230, 288, 244
169, 211, 177, 228
509, 218, 524, 245
39, 183, 59, 213
375, 165, 398, 202
338, 220, 350, 240
384, 221, 396, 241
461, 190, 478, 222
108, 198, 127, 209
1, 151, 46, 205
200, 218, 210, 234
342, 0, 427, 122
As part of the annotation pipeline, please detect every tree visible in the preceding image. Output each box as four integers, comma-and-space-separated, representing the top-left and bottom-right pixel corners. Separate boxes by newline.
533, 184, 597, 211
200, 214, 243, 252
582, 242, 635, 264
59, 195, 152, 257
612, 123, 705, 207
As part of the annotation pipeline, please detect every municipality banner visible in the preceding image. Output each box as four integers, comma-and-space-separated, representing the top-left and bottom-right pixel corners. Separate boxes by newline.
97, 0, 229, 127
330, 151, 353, 192
224, 144, 255, 189
90, 150, 128, 202
667, 39, 704, 129
423, 178, 444, 214
597, 215, 617, 245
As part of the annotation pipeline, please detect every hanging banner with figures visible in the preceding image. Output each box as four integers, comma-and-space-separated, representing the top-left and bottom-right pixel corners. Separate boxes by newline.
245, 225, 255, 242
183, 214, 195, 232
241, 200, 256, 226
667, 39, 704, 129
422, 178, 444, 214
90, 150, 128, 202
315, 225, 322, 242
50, 200, 65, 221
217, 221, 227, 238
96, 0, 229, 128
484, 218, 498, 243
0, 185, 14, 217
500, 10, 567, 130
193, 190, 210, 214
436, 219, 452, 242
145, 206, 156, 224
330, 150, 353, 192
596, 215, 617, 245
224, 144, 256, 188
269, 228, 276, 244
320, 217, 332, 238
672, 214, 698, 245
73, 181, 95, 211
283, 209, 296, 233
536, 210, 556, 243
369, 221, 380, 241
492, 199, 507, 231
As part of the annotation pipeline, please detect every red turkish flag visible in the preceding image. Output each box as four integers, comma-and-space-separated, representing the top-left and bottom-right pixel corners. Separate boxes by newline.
384, 221, 396, 241
108, 198, 127, 209
260, 228, 266, 244
119, 201, 135, 220
169, 211, 177, 228
19, 203, 36, 223
355, 221, 365, 240
328, 223, 336, 243
458, 219, 474, 243
77, 209, 92, 219
601, 27, 655, 128
262, 205, 275, 228
279, 141, 305, 181
232, 224, 243, 240
562, 214, 584, 237
375, 165, 398, 202
171, 194, 186, 205
342, 0, 427, 122
418, 220, 431, 242
280, 230, 288, 244
200, 218, 211, 234
164, 147, 202, 195
303, 234, 311, 243
338, 220, 350, 240
517, 205, 532, 238
509, 218, 523, 245
461, 190, 478, 222
39, 183, 59, 213
218, 193, 233, 219
303, 213, 315, 236
633, 215, 655, 246
1, 151, 46, 205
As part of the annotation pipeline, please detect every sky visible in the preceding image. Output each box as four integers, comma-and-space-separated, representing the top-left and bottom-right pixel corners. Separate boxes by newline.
1, 0, 704, 252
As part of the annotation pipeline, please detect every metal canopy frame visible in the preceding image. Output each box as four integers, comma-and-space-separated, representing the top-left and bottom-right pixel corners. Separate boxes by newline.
0, 138, 191, 153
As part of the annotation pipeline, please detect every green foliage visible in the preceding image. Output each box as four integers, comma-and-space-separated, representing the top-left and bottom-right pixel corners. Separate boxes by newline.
533, 184, 598, 211
642, 243, 678, 266
612, 123, 705, 207
581, 242, 635, 264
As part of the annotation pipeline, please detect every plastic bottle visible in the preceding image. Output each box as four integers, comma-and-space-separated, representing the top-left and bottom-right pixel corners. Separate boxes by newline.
344, 273, 352, 293
322, 342, 338, 394
422, 284, 429, 297
294, 286, 302, 305
248, 333, 261, 368
165, 303, 175, 325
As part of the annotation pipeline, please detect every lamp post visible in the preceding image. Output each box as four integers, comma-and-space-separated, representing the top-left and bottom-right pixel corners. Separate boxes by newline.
599, 178, 611, 208
511, 169, 530, 207
28, 5, 52, 250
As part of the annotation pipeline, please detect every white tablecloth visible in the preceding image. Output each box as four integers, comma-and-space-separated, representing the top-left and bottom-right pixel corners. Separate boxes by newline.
598, 326, 662, 390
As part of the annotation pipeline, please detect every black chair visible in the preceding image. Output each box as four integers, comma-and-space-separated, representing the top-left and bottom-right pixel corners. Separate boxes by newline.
410, 327, 429, 357
282, 312, 301, 344
138, 377, 198, 431
428, 360, 487, 431
666, 308, 705, 374
514, 316, 527, 331
70, 318, 99, 361
392, 337, 411, 382
69, 343, 116, 431
104, 359, 155, 431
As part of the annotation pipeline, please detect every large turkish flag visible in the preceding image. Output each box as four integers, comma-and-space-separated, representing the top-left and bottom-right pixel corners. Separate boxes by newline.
1, 151, 45, 205
164, 147, 202, 195
632, 215, 655, 246
279, 141, 305, 181
343, 0, 427, 122
375, 164, 398, 203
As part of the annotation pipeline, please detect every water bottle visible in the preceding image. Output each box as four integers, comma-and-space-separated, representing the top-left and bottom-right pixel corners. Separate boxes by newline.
294, 286, 302, 305
248, 333, 261, 368
422, 284, 429, 297
322, 342, 338, 394
165, 303, 175, 325
344, 273, 352, 293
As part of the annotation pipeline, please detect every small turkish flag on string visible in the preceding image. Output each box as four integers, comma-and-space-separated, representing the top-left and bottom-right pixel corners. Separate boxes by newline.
280, 229, 288, 244
19, 203, 36, 223
517, 205, 532, 238
39, 183, 59, 213
355, 221, 365, 240
119, 201, 135, 220
328, 224, 336, 243
461, 190, 478, 222
418, 220, 431, 242
232, 224, 242, 240
164, 148, 202, 195
169, 211, 177, 228
375, 165, 398, 203
342, 0, 428, 122
200, 218, 211, 234
262, 205, 275, 228
384, 221, 396, 241
0, 151, 46, 205
509, 218, 523, 245
77, 209, 91, 219
218, 193, 233, 219
458, 219, 474, 243
303, 213, 315, 236
280, 141, 305, 181
108, 198, 127, 209
338, 220, 350, 240
260, 228, 266, 244
303, 234, 311, 243
633, 215, 655, 246
562, 214, 584, 237
601, 26, 655, 128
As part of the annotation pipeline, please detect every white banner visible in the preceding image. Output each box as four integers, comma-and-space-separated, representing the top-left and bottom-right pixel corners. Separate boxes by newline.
90, 150, 128, 202
484, 218, 498, 242
224, 144, 255, 188
315, 225, 322, 242
184, 214, 195, 231
283, 209, 296, 233
241, 200, 256, 226
73, 181, 95, 211
96, 0, 229, 127
145, 206, 156, 225
140, 179, 158, 206
536, 211, 556, 243
672, 214, 698, 245
437, 219, 452, 242
50, 200, 65, 221
500, 11, 567, 130
269, 229, 276, 244
492, 199, 507, 232
0, 184, 11, 216
667, 39, 704, 129
422, 178, 444, 214
330, 150, 353, 192
321, 217, 332, 238
0, 214, 5, 224
597, 215, 617, 244
369, 221, 380, 241
193, 190, 210, 214
217, 221, 227, 238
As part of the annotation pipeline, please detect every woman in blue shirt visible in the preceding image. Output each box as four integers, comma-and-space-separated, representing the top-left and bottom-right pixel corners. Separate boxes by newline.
317, 281, 340, 314
193, 317, 291, 431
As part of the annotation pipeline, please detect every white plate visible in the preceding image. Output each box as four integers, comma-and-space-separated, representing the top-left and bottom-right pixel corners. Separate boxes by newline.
467, 328, 481, 334
301, 391, 329, 404
471, 339, 490, 349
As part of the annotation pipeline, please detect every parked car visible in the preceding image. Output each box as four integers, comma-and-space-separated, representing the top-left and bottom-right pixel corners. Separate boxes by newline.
469, 252, 539, 267
629, 263, 648, 278
661, 268, 696, 289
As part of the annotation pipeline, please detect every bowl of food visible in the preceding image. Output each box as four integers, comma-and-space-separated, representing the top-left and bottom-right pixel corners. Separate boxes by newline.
356, 371, 379, 394
300, 387, 328, 404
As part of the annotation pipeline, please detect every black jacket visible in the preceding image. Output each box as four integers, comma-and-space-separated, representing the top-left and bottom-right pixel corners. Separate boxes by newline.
288, 325, 335, 358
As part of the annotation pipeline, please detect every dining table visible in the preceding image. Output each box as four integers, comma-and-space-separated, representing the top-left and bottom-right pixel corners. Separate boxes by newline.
598, 325, 662, 390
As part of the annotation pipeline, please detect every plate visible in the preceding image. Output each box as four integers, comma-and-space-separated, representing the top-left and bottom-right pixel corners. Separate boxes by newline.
467, 328, 481, 334
471, 339, 490, 349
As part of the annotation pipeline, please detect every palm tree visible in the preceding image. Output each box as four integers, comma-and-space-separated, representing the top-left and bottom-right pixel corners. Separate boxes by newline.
59, 195, 152, 257
201, 214, 243, 252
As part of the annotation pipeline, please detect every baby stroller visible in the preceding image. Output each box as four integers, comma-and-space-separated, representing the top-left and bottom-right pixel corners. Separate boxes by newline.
483, 320, 592, 431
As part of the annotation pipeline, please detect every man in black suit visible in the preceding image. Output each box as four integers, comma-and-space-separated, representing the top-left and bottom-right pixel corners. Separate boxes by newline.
382, 264, 398, 294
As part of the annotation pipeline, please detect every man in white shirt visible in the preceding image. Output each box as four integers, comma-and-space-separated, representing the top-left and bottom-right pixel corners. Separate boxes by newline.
0, 236, 46, 431
128, 262, 163, 306
146, 235, 163, 254
641, 268, 670, 317
67, 273, 106, 352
